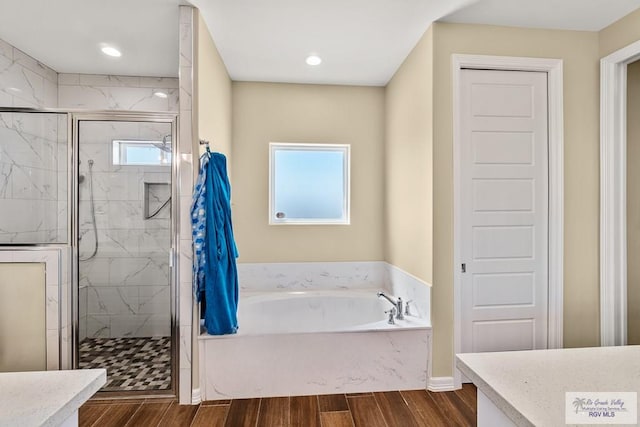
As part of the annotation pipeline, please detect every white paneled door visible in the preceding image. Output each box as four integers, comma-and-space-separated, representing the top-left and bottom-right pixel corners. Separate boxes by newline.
460, 69, 549, 354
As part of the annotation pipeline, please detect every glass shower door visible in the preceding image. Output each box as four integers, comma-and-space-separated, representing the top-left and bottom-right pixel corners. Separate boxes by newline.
76, 118, 174, 393
0, 111, 68, 244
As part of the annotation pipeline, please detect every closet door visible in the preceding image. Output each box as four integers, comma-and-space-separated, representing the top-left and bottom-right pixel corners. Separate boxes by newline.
459, 69, 549, 354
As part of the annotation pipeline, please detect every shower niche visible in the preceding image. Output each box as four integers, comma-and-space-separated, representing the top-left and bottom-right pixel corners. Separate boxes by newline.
144, 182, 171, 220
76, 116, 176, 394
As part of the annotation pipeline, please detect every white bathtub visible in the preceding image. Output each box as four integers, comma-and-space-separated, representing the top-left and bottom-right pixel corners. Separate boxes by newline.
198, 289, 431, 399
236, 290, 429, 334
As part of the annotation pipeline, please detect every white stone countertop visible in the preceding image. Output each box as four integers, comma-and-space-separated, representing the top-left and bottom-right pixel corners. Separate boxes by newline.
0, 369, 106, 427
457, 346, 640, 427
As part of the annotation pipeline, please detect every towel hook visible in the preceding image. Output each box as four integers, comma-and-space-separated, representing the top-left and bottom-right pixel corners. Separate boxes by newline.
199, 139, 211, 153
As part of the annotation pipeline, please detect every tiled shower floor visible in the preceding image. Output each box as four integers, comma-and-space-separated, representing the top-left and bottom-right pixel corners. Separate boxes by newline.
79, 337, 171, 392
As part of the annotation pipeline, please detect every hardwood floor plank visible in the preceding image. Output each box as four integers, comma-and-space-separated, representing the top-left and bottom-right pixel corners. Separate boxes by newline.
450, 391, 477, 426
78, 389, 477, 427
346, 396, 387, 427
345, 392, 373, 397
79, 404, 110, 427
373, 392, 419, 427
400, 390, 449, 427
157, 401, 199, 427
224, 398, 261, 427
290, 396, 320, 427
257, 397, 289, 426
201, 399, 232, 406
192, 405, 229, 427
455, 384, 477, 414
91, 403, 141, 427
318, 394, 349, 412
124, 402, 171, 427
429, 391, 476, 427
143, 398, 176, 404
88, 398, 147, 405
319, 411, 354, 427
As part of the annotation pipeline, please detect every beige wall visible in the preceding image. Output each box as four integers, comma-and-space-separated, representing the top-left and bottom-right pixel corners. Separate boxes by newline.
385, 27, 434, 284
628, 60, 640, 345
599, 7, 640, 58
430, 22, 600, 376
195, 13, 232, 161
232, 82, 385, 262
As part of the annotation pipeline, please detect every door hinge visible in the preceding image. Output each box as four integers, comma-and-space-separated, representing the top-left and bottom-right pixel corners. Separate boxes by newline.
461, 263, 466, 273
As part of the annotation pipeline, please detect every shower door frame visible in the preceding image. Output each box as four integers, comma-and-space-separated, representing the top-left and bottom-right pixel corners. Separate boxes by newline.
71, 111, 180, 398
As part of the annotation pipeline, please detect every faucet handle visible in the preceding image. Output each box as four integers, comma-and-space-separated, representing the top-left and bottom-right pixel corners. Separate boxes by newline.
385, 307, 396, 325
405, 300, 413, 316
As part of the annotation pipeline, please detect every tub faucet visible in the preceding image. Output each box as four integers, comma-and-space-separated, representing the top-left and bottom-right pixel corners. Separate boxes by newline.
377, 292, 404, 320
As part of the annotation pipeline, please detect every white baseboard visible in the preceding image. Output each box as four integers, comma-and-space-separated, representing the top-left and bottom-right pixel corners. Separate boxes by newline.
427, 377, 456, 392
192, 388, 202, 404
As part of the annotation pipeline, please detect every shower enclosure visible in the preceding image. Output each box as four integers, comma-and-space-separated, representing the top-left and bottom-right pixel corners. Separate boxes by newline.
73, 114, 177, 394
0, 109, 178, 395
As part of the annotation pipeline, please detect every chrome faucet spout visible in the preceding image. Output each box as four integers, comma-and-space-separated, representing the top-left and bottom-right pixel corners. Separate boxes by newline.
377, 292, 396, 307
377, 292, 405, 320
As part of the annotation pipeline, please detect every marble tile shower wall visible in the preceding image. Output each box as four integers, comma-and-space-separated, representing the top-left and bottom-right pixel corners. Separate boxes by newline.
58, 74, 178, 111
0, 38, 58, 108
0, 38, 67, 244
0, 112, 67, 243
78, 121, 171, 341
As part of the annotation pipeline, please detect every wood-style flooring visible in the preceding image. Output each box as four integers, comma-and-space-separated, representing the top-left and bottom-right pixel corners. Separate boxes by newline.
80, 385, 477, 426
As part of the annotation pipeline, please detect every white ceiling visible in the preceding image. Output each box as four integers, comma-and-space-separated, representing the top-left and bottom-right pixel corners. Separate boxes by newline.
191, 0, 475, 86
0, 0, 181, 77
441, 0, 640, 31
0, 0, 639, 84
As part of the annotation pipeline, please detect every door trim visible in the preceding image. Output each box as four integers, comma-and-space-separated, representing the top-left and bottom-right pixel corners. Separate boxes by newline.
600, 39, 640, 347
452, 55, 564, 388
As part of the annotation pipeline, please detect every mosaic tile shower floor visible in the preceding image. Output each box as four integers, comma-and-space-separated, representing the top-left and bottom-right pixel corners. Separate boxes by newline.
79, 337, 171, 392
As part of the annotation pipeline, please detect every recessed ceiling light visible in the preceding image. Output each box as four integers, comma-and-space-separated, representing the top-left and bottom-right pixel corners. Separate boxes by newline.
154, 91, 168, 99
101, 46, 122, 58
306, 55, 322, 66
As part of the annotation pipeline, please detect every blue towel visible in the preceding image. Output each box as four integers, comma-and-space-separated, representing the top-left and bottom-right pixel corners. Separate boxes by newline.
191, 154, 208, 302
191, 151, 239, 335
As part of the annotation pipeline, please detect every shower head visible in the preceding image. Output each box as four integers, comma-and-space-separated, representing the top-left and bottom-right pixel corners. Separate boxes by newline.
153, 134, 172, 153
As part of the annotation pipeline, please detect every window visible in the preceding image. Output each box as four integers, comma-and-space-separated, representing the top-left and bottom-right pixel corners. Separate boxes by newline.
269, 143, 350, 225
112, 140, 171, 166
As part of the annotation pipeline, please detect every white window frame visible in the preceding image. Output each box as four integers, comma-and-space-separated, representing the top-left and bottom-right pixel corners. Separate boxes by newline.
269, 142, 351, 225
112, 139, 171, 166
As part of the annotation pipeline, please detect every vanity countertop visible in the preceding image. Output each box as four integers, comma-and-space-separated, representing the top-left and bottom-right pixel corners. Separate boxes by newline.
456, 346, 640, 427
0, 369, 106, 427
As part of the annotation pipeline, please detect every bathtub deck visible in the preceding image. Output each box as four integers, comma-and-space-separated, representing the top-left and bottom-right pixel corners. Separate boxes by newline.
79, 385, 477, 426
